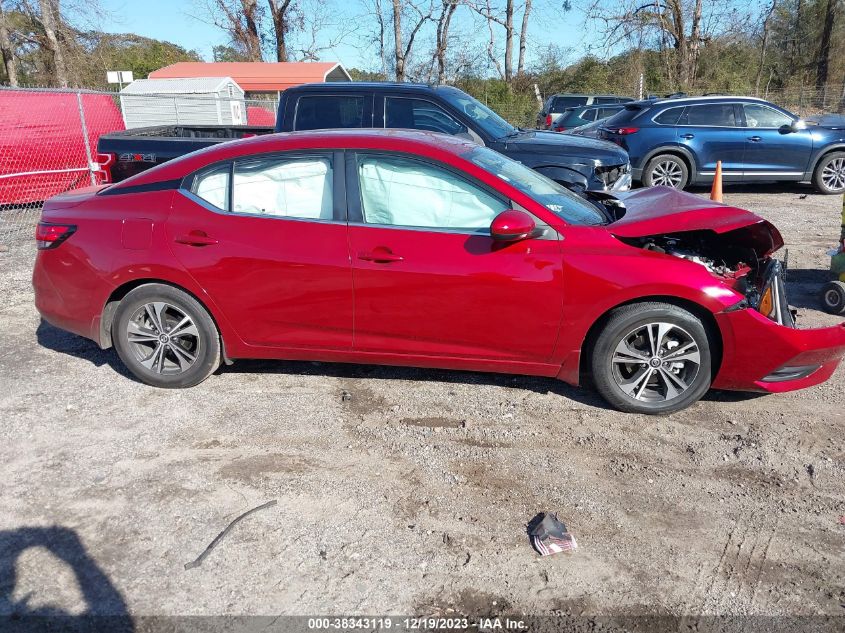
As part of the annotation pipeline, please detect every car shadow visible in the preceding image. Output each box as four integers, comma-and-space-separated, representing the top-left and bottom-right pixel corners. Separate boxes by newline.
785, 268, 832, 311
219, 358, 615, 411
0, 525, 133, 630
35, 320, 136, 381
684, 182, 818, 196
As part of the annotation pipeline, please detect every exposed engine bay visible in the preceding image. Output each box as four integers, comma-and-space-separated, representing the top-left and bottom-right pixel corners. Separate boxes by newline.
618, 229, 796, 328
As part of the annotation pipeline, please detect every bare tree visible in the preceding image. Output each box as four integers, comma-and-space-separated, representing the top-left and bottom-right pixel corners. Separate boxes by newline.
391, 0, 434, 82
433, 0, 458, 83
37, 0, 67, 86
516, 0, 531, 76
587, 0, 716, 89
0, 0, 18, 86
267, 0, 293, 61
291, 0, 359, 61
754, 0, 777, 96
814, 0, 840, 98
205, 0, 264, 61
470, 0, 515, 80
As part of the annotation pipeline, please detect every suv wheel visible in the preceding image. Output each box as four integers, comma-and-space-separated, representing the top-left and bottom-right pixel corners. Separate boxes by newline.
813, 152, 845, 194
643, 154, 689, 190
591, 302, 712, 414
112, 283, 221, 388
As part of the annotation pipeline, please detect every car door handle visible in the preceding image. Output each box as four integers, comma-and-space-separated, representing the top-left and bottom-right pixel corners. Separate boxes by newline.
175, 231, 218, 246
748, 136, 762, 142
358, 249, 404, 263
680, 133, 695, 139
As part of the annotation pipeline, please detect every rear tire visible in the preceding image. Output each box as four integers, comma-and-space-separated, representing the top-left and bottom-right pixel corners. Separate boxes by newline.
812, 152, 845, 194
643, 154, 690, 190
591, 302, 712, 415
821, 281, 845, 315
112, 283, 221, 388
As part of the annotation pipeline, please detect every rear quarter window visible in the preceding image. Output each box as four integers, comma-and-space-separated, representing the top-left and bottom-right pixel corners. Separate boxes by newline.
653, 107, 684, 125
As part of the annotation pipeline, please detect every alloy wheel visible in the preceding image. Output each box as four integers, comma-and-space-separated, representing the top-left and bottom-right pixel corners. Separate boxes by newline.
610, 322, 701, 402
650, 160, 684, 188
822, 157, 845, 192
126, 302, 201, 375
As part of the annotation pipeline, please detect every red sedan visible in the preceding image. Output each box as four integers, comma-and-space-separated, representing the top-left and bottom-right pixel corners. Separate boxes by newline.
33, 130, 845, 414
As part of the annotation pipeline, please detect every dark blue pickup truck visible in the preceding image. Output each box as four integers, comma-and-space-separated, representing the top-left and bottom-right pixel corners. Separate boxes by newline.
97, 83, 632, 192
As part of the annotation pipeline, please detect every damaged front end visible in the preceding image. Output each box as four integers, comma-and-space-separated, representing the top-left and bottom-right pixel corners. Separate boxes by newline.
616, 223, 795, 328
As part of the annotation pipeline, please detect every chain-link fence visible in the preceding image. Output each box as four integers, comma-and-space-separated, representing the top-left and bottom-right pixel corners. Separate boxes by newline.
0, 86, 279, 245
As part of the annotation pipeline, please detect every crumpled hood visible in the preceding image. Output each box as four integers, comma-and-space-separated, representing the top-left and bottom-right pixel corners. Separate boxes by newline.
608, 186, 784, 257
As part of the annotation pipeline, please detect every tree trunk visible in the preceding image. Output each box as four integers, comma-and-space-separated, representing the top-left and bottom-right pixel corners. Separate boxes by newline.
268, 0, 292, 62
38, 0, 68, 87
392, 0, 404, 81
814, 0, 837, 99
503, 0, 513, 81
754, 1, 776, 96
435, 0, 457, 84
0, 1, 18, 86
517, 0, 531, 76
374, 0, 388, 77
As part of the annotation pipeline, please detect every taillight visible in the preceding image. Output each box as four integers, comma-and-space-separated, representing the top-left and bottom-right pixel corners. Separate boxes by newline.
609, 127, 639, 135
93, 152, 115, 183
36, 222, 76, 249
545, 114, 552, 127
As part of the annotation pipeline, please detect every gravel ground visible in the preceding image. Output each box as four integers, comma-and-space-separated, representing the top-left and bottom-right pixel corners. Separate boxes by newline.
0, 185, 843, 626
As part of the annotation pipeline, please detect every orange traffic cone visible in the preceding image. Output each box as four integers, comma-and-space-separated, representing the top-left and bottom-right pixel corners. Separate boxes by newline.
710, 160, 723, 203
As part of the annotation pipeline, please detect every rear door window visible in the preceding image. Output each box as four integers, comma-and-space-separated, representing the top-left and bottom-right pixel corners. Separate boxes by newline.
679, 104, 737, 127
579, 108, 598, 122
294, 95, 365, 131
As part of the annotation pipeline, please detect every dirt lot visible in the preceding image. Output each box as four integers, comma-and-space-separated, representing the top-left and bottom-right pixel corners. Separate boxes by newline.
1, 185, 844, 627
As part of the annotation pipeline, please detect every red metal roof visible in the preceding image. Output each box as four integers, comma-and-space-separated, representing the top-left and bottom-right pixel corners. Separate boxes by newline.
149, 62, 350, 92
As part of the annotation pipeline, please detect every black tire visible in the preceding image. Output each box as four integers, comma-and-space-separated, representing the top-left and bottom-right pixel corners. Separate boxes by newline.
112, 283, 221, 388
812, 152, 845, 194
821, 280, 845, 315
642, 154, 690, 190
591, 302, 713, 415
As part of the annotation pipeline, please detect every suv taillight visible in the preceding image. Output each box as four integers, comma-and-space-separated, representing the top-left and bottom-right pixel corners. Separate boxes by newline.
545, 114, 552, 127
36, 222, 76, 249
93, 152, 115, 183
608, 127, 639, 135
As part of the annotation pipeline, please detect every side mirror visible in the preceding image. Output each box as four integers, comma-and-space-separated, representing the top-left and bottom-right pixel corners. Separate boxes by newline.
778, 124, 793, 135
490, 209, 537, 242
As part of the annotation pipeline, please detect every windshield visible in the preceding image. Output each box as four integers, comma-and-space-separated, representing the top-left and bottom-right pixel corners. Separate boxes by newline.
463, 146, 606, 226
438, 88, 516, 139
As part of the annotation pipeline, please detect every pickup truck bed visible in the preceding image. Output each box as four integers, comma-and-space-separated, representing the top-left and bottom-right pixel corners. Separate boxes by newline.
97, 125, 274, 182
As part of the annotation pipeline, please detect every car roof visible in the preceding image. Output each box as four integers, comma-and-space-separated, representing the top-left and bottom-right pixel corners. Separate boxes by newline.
107, 129, 480, 189
287, 81, 443, 92
645, 95, 774, 107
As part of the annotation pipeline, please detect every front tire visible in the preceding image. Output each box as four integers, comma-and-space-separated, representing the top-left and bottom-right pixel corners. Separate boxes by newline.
112, 283, 221, 388
642, 154, 690, 190
813, 152, 845, 194
591, 302, 713, 414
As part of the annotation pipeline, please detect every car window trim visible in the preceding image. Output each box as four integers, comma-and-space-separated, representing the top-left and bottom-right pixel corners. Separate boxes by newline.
180, 150, 348, 223
345, 149, 532, 236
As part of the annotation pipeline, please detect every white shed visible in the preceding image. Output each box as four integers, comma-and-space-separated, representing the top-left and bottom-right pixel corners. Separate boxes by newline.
119, 77, 247, 129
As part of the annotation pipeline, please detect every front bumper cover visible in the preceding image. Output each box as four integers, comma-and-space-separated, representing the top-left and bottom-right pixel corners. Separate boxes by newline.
712, 307, 845, 393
